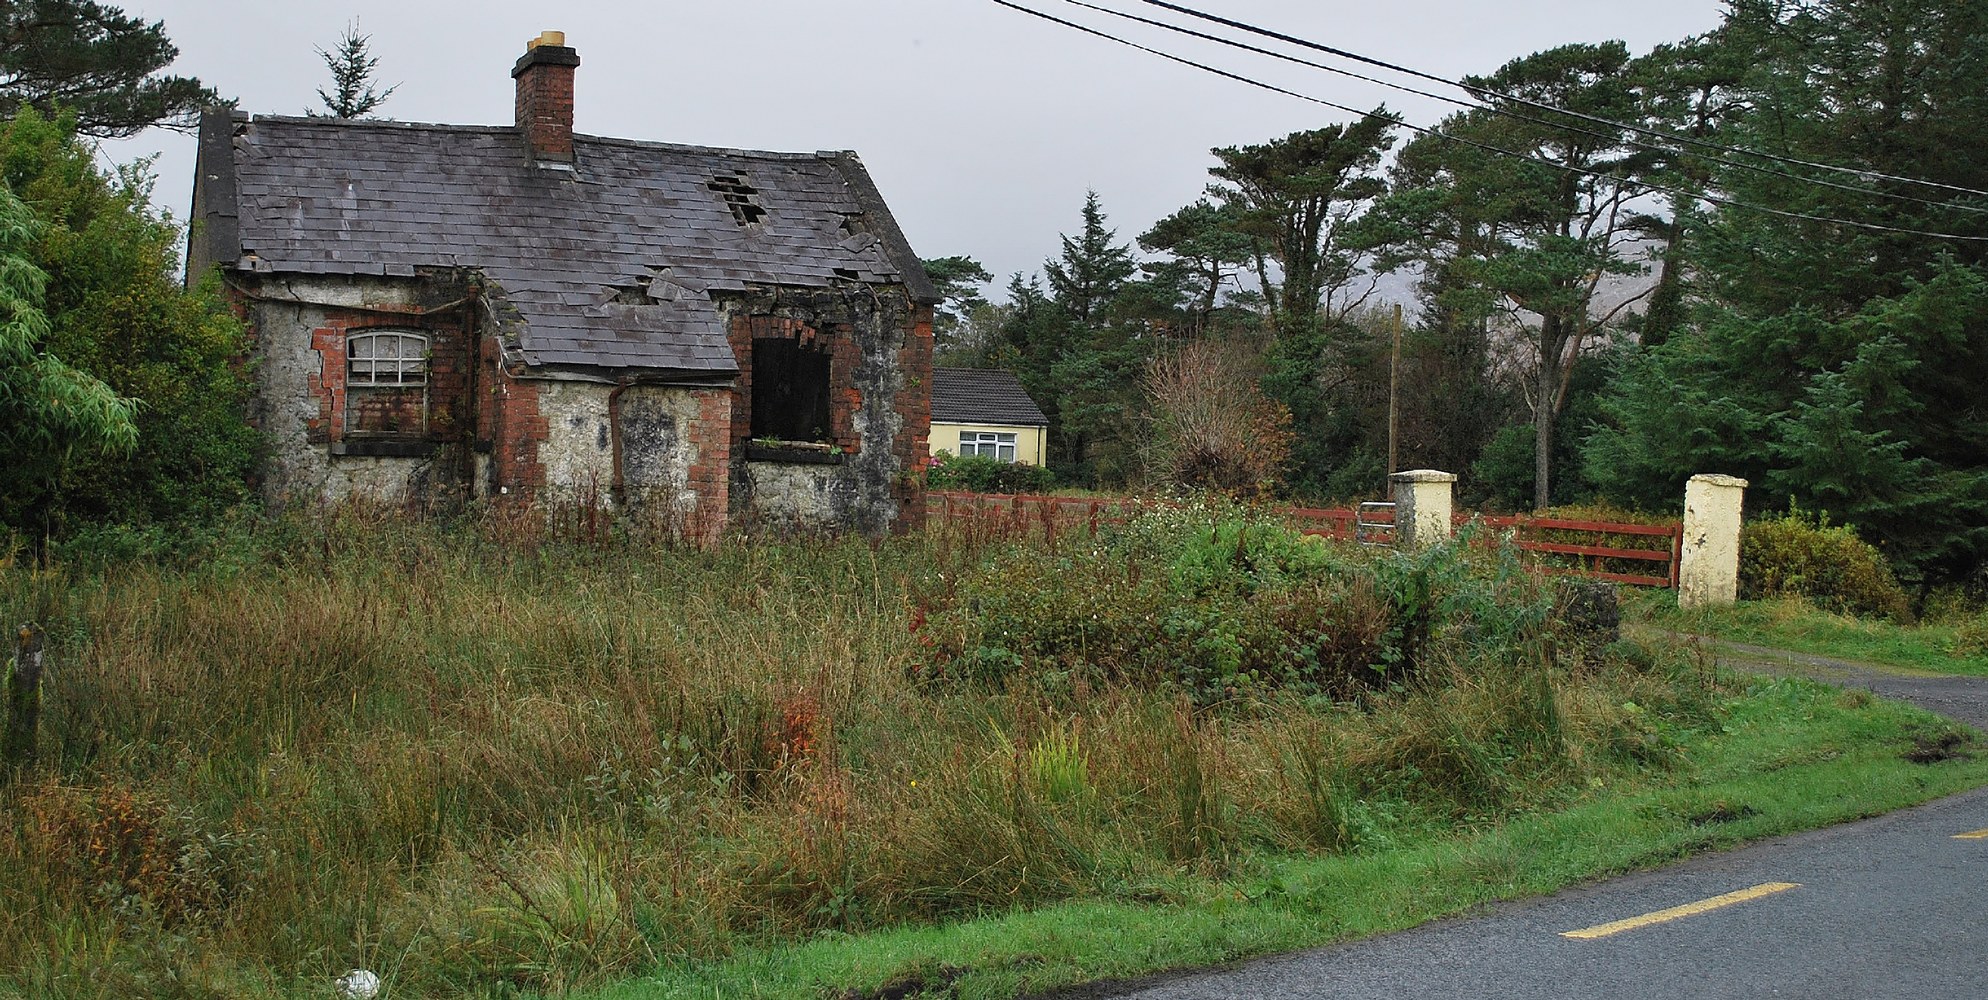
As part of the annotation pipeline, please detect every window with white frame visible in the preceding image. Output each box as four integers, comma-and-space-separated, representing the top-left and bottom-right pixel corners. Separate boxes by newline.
347, 330, 428, 386
959, 431, 1017, 463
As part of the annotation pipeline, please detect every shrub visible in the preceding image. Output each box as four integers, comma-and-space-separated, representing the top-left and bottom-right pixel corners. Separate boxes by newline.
1740, 505, 1911, 620
1950, 613, 1988, 659
0, 109, 258, 539
1141, 340, 1292, 496
915, 508, 1554, 702
926, 452, 1056, 494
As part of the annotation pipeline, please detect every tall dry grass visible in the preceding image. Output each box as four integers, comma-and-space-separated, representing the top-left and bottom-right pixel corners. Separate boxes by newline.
0, 508, 1711, 998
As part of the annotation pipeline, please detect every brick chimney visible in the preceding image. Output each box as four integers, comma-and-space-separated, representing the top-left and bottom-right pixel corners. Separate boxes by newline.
513, 31, 579, 163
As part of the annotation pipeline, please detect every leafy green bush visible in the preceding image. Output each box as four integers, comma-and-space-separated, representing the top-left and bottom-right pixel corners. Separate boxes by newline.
1949, 613, 1988, 659
1740, 505, 1911, 620
915, 508, 1554, 702
927, 452, 1056, 494
0, 108, 258, 539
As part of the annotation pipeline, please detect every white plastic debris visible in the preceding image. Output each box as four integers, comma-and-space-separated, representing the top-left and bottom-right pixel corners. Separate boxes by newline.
335, 969, 382, 1000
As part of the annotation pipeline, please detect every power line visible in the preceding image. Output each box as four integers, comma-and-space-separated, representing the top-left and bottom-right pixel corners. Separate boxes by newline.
1055, 0, 1988, 219
1136, 0, 1988, 202
988, 0, 1988, 243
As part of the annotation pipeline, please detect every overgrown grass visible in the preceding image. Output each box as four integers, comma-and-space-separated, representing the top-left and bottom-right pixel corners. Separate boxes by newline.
579, 676, 1988, 1000
1630, 591, 1988, 677
0, 507, 1980, 999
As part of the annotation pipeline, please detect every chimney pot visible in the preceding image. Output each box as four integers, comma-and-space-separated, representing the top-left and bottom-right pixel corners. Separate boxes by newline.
513, 32, 579, 163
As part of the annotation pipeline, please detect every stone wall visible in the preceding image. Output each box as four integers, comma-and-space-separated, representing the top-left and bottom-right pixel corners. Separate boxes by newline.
521, 379, 731, 537
240, 271, 924, 541
721, 285, 931, 535
241, 273, 475, 506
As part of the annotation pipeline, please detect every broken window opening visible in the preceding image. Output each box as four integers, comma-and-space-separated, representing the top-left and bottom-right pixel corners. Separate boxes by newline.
750, 336, 832, 444
346, 329, 430, 438
348, 330, 428, 386
708, 174, 767, 226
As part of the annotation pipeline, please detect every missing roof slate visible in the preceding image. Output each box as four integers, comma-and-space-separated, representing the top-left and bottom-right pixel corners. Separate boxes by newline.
708, 174, 767, 226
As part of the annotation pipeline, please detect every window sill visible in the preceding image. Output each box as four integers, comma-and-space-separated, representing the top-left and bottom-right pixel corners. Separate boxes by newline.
746, 442, 845, 465
331, 439, 437, 458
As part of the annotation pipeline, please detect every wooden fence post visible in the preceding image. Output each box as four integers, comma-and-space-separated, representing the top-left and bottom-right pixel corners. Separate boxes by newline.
4, 623, 46, 775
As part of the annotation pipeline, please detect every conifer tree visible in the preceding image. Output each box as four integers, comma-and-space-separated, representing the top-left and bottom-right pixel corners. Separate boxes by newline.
0, 0, 216, 137
312, 20, 397, 119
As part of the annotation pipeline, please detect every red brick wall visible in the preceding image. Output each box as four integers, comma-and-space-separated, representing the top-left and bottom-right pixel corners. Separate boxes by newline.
513, 49, 577, 162
893, 303, 936, 530
685, 387, 733, 542
476, 335, 547, 500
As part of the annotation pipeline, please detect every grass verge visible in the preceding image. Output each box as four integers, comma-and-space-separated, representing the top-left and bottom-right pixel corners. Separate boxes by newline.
580, 673, 1988, 1000
1628, 592, 1988, 677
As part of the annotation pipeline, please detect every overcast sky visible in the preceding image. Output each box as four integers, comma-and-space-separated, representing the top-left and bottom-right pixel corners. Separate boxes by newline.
110, 0, 1728, 297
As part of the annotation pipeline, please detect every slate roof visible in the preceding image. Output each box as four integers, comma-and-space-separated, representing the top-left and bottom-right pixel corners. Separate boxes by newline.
194, 113, 936, 376
930, 368, 1049, 426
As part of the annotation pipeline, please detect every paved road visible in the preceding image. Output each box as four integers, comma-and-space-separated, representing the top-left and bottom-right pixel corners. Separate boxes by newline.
1060, 643, 1988, 1000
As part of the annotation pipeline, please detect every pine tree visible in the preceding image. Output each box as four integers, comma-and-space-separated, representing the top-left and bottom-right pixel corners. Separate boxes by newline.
312, 20, 397, 119
0, 0, 218, 138
1044, 191, 1136, 329
1385, 45, 1650, 510
1584, 0, 1988, 584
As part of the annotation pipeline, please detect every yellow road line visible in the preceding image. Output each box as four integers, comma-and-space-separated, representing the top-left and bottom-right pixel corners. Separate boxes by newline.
1955, 828, 1988, 840
1560, 883, 1801, 940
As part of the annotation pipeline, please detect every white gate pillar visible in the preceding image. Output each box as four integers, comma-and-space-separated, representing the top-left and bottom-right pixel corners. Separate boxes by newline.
1390, 470, 1457, 548
1679, 474, 1748, 609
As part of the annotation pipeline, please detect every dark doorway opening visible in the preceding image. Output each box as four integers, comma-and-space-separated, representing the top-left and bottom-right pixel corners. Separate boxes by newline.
751, 336, 832, 442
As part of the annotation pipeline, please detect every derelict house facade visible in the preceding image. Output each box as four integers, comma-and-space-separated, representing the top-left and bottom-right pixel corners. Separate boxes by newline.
188, 33, 937, 539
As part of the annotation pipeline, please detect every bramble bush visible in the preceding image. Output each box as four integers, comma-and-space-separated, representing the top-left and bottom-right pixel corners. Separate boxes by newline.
1740, 504, 1911, 620
914, 503, 1558, 703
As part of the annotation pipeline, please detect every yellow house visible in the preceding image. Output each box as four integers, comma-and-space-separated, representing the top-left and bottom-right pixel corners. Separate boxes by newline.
929, 368, 1050, 466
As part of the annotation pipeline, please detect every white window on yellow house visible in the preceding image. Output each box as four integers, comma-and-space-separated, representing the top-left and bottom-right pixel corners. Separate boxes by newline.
960, 431, 1017, 463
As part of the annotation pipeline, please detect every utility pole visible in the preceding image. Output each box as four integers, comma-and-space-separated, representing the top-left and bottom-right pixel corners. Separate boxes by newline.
1387, 303, 1403, 480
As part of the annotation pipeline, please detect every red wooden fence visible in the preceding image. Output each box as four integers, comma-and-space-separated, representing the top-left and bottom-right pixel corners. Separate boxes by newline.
926, 490, 1684, 589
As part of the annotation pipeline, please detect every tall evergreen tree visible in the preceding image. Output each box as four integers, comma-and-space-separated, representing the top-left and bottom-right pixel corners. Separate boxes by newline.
312, 20, 397, 119
997, 194, 1148, 480
921, 255, 994, 347
0, 0, 217, 137
1138, 199, 1258, 333
1043, 190, 1136, 328
1205, 112, 1398, 337
1585, 0, 1988, 584
1385, 44, 1652, 510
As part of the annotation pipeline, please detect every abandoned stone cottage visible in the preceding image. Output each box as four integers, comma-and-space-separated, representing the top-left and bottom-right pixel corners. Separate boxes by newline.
187, 32, 937, 538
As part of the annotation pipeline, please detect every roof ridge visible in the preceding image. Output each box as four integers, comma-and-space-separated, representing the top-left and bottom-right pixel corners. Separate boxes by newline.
245, 114, 840, 162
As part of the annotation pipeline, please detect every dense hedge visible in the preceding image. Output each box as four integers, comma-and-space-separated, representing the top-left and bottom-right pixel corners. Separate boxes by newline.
927, 452, 1057, 494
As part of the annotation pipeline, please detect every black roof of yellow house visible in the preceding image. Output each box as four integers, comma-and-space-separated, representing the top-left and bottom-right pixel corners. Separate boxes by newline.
930, 368, 1049, 426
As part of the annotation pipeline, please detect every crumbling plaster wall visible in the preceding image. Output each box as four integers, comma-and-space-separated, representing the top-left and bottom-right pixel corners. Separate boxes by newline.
241, 273, 474, 506
533, 380, 720, 522
721, 285, 931, 536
